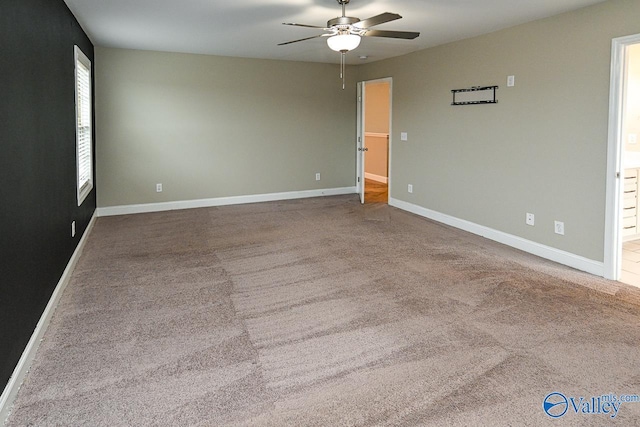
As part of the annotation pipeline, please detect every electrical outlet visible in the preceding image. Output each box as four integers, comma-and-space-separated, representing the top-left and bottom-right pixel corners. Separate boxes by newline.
526, 213, 535, 226
507, 75, 515, 87
554, 221, 565, 235
316, 173, 321, 181
408, 184, 413, 193
156, 183, 162, 192
71, 221, 76, 237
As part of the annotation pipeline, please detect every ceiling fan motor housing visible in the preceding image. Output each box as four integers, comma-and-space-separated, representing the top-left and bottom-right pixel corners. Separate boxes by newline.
327, 16, 360, 28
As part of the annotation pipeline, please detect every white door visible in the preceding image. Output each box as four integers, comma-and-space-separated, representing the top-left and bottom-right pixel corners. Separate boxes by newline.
357, 81, 365, 204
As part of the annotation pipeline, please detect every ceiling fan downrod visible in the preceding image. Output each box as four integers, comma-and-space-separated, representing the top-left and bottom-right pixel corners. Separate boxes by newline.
338, 0, 349, 17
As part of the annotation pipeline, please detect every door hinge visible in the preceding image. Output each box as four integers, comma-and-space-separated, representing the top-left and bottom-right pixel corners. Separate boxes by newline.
358, 177, 360, 183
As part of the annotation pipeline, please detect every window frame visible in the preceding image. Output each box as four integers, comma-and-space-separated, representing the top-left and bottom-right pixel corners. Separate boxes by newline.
74, 45, 93, 206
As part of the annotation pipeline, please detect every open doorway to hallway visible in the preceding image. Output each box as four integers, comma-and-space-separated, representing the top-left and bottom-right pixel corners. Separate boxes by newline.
606, 33, 640, 286
619, 42, 640, 288
363, 80, 391, 204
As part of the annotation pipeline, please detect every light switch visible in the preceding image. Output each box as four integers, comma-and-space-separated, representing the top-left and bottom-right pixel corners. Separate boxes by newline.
401, 132, 408, 141
507, 75, 515, 87
629, 134, 637, 144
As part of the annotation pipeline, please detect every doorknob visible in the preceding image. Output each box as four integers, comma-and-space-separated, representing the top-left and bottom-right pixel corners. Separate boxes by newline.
363, 148, 369, 152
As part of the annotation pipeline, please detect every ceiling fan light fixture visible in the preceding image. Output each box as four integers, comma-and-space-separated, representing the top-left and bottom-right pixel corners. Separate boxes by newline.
327, 34, 361, 52
280, 0, 419, 89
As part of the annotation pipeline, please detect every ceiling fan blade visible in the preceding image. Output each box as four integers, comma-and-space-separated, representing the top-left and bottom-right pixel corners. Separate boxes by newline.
353, 12, 402, 29
283, 22, 327, 29
278, 34, 327, 46
364, 29, 420, 40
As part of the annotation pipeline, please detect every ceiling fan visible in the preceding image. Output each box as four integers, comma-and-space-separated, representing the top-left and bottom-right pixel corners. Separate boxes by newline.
278, 0, 420, 89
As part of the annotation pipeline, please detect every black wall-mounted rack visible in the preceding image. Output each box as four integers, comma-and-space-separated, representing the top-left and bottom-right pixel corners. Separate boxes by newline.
451, 85, 498, 106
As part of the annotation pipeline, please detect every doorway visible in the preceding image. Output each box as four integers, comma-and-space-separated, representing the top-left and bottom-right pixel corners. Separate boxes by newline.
357, 78, 392, 204
619, 43, 640, 286
605, 34, 640, 285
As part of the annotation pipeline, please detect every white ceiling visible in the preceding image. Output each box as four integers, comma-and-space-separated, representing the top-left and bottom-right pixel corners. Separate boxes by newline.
64, 0, 607, 65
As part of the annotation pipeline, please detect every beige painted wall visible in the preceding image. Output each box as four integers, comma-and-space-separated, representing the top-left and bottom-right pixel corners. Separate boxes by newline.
357, 0, 640, 262
364, 82, 390, 134
624, 43, 640, 152
95, 47, 356, 207
365, 82, 390, 179
365, 136, 388, 179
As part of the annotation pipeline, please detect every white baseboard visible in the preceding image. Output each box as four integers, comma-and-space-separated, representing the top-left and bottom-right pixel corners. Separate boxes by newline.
0, 213, 97, 424
389, 198, 605, 277
96, 187, 357, 217
364, 173, 388, 184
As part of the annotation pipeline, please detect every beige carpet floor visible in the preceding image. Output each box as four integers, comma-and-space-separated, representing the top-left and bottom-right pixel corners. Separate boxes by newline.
5, 195, 640, 426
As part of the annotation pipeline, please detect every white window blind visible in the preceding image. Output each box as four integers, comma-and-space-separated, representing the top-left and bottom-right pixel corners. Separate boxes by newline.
75, 46, 93, 205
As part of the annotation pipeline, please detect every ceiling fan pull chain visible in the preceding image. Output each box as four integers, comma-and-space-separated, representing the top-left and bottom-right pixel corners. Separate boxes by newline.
341, 51, 346, 90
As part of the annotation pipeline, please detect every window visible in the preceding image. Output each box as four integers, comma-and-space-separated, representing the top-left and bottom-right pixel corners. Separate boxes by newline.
74, 45, 93, 205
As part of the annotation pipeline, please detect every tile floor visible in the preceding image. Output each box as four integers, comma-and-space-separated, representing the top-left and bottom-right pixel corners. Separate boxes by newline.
621, 240, 640, 288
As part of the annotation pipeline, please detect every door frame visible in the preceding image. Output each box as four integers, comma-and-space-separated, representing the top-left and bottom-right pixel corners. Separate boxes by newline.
357, 82, 365, 203
357, 77, 393, 203
604, 33, 640, 280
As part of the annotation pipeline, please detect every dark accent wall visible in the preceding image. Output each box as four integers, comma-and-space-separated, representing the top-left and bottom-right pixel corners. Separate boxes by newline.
0, 0, 95, 392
